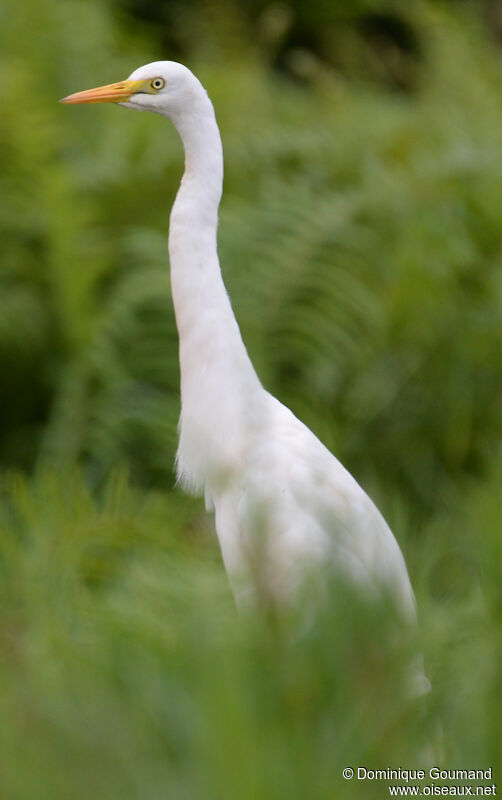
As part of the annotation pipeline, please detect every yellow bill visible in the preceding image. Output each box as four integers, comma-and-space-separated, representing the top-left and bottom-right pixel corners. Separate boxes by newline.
60, 79, 145, 105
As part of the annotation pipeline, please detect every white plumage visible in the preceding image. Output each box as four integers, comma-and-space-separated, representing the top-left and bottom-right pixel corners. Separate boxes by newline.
62, 62, 428, 691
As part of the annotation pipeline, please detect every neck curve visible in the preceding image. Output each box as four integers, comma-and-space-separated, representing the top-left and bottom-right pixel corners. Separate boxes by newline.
167, 88, 262, 497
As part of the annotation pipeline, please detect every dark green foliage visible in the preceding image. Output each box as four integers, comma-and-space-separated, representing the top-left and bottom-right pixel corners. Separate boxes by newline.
1, 1, 501, 513
0, 0, 501, 794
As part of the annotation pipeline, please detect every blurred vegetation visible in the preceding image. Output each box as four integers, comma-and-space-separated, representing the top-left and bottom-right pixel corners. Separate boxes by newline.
0, 0, 501, 795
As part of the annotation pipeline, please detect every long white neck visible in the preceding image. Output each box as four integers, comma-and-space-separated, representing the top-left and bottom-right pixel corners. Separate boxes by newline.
168, 89, 263, 497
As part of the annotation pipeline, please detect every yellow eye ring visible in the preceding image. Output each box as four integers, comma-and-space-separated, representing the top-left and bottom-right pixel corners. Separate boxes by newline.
150, 77, 165, 91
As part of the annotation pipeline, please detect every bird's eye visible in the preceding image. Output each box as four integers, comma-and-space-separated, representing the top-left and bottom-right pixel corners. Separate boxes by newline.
150, 78, 165, 91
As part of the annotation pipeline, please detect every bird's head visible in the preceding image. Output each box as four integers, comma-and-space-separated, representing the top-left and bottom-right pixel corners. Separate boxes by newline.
60, 61, 203, 119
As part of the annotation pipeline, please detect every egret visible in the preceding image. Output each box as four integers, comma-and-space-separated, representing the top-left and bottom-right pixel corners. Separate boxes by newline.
61, 63, 428, 692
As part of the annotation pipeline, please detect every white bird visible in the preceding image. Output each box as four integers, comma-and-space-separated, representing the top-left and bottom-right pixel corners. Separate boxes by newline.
61, 62, 428, 690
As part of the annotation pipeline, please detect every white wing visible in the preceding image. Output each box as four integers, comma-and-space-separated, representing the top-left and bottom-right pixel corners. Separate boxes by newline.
212, 392, 429, 696
213, 392, 416, 620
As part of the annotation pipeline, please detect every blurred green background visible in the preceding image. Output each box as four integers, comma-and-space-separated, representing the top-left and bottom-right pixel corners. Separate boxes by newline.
1, 0, 501, 796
